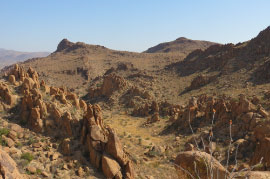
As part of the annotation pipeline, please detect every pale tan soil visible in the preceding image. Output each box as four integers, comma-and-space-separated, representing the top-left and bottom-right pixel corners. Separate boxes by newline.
103, 110, 178, 179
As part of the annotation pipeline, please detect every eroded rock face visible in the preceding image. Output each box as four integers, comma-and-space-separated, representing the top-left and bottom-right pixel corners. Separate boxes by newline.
0, 148, 26, 179
174, 151, 227, 179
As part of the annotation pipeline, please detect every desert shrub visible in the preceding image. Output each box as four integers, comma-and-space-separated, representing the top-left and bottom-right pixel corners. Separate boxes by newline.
0, 128, 10, 136
0, 137, 7, 146
21, 152, 34, 163
16, 142, 23, 148
28, 136, 38, 145
0, 128, 10, 146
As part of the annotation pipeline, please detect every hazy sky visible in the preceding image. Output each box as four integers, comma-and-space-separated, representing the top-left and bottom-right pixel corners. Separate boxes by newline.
0, 0, 269, 52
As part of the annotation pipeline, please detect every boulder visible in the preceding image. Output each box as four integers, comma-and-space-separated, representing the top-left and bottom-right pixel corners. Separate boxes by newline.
125, 161, 135, 179
90, 125, 106, 142
150, 101, 159, 113
147, 113, 160, 123
79, 99, 87, 112
61, 138, 71, 155
101, 155, 121, 179
251, 137, 270, 168
0, 148, 26, 178
29, 107, 43, 133
62, 112, 73, 137
105, 129, 128, 165
174, 151, 227, 179
8, 75, 16, 84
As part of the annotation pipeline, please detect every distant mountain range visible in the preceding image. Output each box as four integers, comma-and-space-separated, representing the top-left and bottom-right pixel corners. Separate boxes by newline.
0, 48, 50, 69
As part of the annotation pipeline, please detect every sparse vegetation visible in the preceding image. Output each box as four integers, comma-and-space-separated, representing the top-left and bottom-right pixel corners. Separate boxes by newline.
0, 128, 9, 146
28, 136, 38, 145
0, 128, 10, 136
21, 153, 34, 163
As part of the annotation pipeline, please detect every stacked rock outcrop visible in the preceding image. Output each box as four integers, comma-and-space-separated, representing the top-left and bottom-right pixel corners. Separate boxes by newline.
80, 104, 134, 178
132, 100, 180, 118
186, 74, 217, 91
89, 73, 128, 98
0, 81, 16, 109
3, 64, 134, 178
172, 94, 269, 169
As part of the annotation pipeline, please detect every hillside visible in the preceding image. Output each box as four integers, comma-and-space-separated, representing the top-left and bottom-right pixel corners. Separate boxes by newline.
3, 39, 186, 94
0, 48, 50, 69
165, 26, 270, 100
144, 37, 217, 54
1, 27, 270, 178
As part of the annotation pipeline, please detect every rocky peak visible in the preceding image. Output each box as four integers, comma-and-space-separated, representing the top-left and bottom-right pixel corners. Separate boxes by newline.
56, 38, 75, 52
249, 26, 270, 46
175, 37, 190, 42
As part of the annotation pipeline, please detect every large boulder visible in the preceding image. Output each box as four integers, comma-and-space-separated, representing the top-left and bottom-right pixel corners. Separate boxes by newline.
101, 155, 122, 179
174, 151, 227, 179
0, 82, 15, 106
105, 129, 128, 166
0, 148, 26, 179
89, 73, 128, 98
62, 112, 73, 137
29, 107, 43, 133
251, 137, 270, 168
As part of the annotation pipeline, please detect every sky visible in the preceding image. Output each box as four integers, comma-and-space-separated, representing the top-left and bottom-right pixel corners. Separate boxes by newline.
0, 0, 270, 52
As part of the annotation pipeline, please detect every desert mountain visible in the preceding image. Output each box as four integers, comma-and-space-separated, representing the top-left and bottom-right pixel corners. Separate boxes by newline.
0, 48, 50, 69
1, 27, 270, 179
1, 27, 270, 107
167, 26, 270, 91
3, 39, 187, 93
144, 37, 217, 54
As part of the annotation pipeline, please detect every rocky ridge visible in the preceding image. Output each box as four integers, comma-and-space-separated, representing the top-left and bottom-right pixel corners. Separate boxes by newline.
144, 37, 217, 54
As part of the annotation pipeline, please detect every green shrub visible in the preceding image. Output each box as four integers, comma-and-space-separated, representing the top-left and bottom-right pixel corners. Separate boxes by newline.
16, 142, 23, 149
0, 128, 10, 146
0, 128, 10, 136
0, 137, 7, 146
36, 168, 42, 175
28, 136, 38, 145
21, 153, 34, 163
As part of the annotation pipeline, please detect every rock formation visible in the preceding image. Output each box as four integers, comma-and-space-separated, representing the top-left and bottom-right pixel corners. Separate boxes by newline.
0, 148, 26, 179
3, 64, 135, 178
170, 94, 269, 170
174, 151, 227, 179
187, 74, 217, 91
89, 73, 128, 98
80, 104, 134, 178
